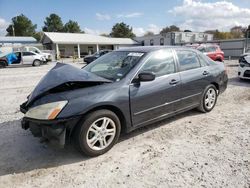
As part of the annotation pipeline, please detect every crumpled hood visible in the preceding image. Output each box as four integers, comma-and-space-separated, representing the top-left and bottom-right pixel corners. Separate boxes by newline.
26, 62, 112, 106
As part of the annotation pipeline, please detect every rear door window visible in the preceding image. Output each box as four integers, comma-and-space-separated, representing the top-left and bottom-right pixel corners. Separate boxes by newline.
176, 50, 201, 71
198, 53, 209, 66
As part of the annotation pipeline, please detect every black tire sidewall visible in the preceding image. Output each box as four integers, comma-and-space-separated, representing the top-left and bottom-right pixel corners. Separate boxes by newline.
33, 60, 41, 66
75, 110, 121, 157
0, 61, 6, 68
202, 85, 218, 112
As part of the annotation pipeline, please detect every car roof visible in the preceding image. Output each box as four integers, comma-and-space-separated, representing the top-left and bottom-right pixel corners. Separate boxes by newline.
115, 46, 195, 53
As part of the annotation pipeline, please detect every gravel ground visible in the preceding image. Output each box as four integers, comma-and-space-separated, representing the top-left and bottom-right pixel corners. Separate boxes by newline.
0, 61, 249, 188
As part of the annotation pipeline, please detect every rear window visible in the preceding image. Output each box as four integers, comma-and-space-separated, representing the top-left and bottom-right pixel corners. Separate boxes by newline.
206, 46, 217, 52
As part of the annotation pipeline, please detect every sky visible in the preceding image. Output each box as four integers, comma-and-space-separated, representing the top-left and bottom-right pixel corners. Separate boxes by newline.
0, 0, 250, 36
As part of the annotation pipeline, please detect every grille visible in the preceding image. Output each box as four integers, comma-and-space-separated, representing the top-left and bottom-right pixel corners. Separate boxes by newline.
243, 70, 250, 78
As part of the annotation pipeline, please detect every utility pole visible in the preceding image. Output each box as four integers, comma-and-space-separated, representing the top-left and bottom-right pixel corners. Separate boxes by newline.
246, 25, 250, 51
12, 25, 15, 36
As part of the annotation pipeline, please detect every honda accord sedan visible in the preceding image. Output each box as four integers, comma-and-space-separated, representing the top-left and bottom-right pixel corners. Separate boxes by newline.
20, 46, 228, 156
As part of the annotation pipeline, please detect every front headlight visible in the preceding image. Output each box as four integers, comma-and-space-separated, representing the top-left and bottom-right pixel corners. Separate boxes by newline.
25, 101, 68, 120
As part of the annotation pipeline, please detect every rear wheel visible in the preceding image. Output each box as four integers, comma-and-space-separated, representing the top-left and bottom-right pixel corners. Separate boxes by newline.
215, 58, 222, 62
74, 110, 121, 157
0, 61, 6, 68
33, 60, 41, 66
197, 85, 218, 113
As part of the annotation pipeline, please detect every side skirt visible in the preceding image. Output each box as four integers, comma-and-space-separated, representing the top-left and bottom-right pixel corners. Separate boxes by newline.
126, 103, 199, 133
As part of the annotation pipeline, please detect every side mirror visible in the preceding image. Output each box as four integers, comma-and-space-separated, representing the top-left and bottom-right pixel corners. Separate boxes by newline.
138, 72, 155, 82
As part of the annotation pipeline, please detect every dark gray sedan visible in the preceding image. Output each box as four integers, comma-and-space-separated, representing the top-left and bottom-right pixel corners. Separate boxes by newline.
20, 46, 228, 156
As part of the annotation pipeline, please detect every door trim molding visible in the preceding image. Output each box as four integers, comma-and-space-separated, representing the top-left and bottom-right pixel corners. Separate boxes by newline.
133, 92, 202, 116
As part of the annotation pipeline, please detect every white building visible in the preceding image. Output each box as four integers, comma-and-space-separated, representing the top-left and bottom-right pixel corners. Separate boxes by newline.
134, 32, 213, 46
41, 32, 138, 59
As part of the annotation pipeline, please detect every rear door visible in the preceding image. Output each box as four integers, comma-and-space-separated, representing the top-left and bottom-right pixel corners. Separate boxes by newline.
175, 50, 212, 109
129, 49, 181, 127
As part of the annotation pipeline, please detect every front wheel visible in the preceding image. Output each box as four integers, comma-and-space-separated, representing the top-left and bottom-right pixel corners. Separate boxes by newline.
74, 110, 121, 157
197, 85, 218, 113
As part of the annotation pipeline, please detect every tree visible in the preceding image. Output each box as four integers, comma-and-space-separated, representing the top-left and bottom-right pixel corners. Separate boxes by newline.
244, 25, 250, 38
110, 22, 135, 38
33, 31, 43, 41
160, 25, 180, 34
63, 20, 81, 33
6, 14, 37, 36
144, 31, 154, 36
100, 33, 110, 37
43, 13, 64, 32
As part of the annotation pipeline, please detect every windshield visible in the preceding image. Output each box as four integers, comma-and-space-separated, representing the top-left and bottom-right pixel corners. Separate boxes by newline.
83, 51, 144, 81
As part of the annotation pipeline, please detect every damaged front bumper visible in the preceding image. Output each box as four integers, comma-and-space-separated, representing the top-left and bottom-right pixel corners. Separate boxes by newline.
21, 116, 80, 147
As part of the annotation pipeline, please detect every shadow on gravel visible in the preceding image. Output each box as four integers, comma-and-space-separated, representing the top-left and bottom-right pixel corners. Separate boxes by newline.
0, 109, 201, 176
119, 109, 201, 143
0, 119, 89, 176
228, 76, 250, 88
226, 64, 239, 67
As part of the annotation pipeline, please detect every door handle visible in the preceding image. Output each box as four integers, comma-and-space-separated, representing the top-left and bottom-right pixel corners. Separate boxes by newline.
203, 71, 210, 75
169, 79, 179, 85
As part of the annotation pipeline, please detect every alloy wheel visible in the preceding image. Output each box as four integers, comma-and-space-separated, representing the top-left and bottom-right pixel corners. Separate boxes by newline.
205, 88, 216, 110
86, 117, 116, 151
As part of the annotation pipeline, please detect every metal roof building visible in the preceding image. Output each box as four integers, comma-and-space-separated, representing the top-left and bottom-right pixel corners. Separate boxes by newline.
0, 36, 37, 45
41, 32, 138, 59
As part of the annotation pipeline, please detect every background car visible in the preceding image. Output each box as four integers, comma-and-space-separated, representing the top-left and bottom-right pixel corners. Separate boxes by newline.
21, 47, 228, 157
23, 46, 52, 62
196, 44, 224, 62
0, 51, 46, 68
238, 53, 250, 79
83, 49, 112, 64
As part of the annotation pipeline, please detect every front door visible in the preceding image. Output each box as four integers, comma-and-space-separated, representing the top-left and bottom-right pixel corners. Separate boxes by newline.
22, 51, 34, 65
129, 49, 181, 127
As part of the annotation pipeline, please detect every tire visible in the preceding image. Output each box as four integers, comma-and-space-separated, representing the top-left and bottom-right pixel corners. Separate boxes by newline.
73, 110, 121, 157
33, 60, 41, 66
215, 58, 222, 62
197, 84, 218, 113
0, 61, 6, 68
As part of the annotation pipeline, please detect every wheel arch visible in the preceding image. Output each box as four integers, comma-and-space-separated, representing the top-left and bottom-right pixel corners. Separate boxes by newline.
0, 60, 8, 67
210, 82, 219, 93
33, 59, 41, 63
70, 104, 128, 136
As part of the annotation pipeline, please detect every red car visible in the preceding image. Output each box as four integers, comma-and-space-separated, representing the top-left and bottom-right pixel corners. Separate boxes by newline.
196, 44, 224, 62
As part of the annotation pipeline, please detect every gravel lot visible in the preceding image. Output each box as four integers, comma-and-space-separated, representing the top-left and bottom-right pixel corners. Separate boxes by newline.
0, 60, 249, 188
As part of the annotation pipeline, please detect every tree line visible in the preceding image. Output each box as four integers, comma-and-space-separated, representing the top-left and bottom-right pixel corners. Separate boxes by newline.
5, 13, 250, 41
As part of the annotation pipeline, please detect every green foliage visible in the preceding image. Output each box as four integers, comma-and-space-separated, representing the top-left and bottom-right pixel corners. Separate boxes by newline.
144, 31, 154, 37
244, 25, 250, 38
100, 33, 110, 37
6, 14, 37, 36
63, 20, 81, 33
110, 22, 135, 38
206, 28, 246, 40
43, 14, 64, 32
33, 31, 43, 41
160, 25, 180, 34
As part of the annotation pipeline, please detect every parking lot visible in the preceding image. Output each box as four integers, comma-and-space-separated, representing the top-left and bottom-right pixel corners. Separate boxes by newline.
0, 60, 249, 187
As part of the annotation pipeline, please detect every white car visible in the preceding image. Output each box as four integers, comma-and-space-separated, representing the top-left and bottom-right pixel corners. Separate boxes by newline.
24, 46, 52, 62
0, 51, 46, 68
238, 53, 250, 80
